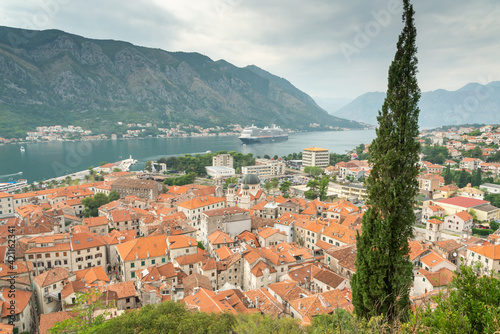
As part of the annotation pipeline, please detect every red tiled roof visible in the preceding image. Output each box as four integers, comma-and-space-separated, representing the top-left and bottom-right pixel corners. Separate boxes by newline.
436, 196, 488, 208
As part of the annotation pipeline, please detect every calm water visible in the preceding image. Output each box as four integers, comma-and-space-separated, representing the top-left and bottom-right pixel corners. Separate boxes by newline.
0, 130, 376, 183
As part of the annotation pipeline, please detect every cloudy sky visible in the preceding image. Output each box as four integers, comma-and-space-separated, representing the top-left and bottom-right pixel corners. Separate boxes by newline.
1, 0, 499, 102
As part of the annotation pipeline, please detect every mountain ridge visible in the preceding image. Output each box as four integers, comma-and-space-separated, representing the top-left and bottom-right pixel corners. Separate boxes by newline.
0, 25, 362, 138
333, 81, 500, 128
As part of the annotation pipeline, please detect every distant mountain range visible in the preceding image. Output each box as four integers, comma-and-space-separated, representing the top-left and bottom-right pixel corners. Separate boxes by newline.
332, 82, 500, 128
0, 26, 362, 138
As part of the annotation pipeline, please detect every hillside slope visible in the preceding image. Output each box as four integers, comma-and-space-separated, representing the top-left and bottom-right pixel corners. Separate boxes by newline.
0, 26, 362, 138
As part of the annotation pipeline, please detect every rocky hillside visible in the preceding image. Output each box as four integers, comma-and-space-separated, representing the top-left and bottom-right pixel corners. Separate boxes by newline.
0, 26, 362, 138
334, 82, 500, 128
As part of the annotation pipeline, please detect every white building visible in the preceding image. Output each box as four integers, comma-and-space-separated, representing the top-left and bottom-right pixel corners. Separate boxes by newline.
213, 154, 234, 168
205, 166, 236, 179
241, 159, 285, 177
302, 147, 329, 168
481, 183, 500, 194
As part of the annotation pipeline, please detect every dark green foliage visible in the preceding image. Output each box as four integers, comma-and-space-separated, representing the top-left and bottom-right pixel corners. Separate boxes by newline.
304, 166, 323, 178
82, 193, 115, 217
108, 190, 120, 202
329, 153, 351, 166
318, 176, 330, 201
163, 172, 197, 186
421, 265, 500, 333
488, 151, 500, 162
455, 169, 471, 188
144, 160, 153, 172
352, 0, 420, 322
280, 180, 292, 193
463, 147, 483, 159
472, 228, 494, 236
355, 144, 370, 160
471, 168, 482, 187
422, 145, 448, 164
160, 152, 254, 177
484, 193, 500, 208
442, 164, 452, 185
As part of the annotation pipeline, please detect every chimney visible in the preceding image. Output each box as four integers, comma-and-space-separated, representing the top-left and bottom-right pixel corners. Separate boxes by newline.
189, 240, 192, 246
299, 302, 302, 309
255, 296, 259, 306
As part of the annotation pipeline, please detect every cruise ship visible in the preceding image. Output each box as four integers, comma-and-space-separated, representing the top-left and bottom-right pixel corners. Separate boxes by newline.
238, 124, 288, 144
0, 179, 28, 194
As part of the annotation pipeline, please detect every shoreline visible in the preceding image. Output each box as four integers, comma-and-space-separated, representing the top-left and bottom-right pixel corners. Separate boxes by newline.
0, 127, 374, 145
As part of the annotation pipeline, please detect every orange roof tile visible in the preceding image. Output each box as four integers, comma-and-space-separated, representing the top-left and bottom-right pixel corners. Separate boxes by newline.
177, 196, 225, 210
208, 230, 235, 245
115, 234, 168, 261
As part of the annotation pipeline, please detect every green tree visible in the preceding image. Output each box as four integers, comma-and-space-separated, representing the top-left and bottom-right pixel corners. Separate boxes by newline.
421, 265, 500, 334
279, 180, 292, 193
50, 288, 114, 333
304, 166, 323, 178
442, 164, 452, 185
144, 160, 153, 172
82, 193, 111, 217
318, 176, 330, 201
352, 0, 420, 323
263, 181, 272, 193
471, 168, 482, 187
456, 169, 470, 188
271, 177, 280, 190
108, 190, 120, 202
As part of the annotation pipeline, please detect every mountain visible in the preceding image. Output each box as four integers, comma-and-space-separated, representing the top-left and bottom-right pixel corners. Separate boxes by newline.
334, 82, 500, 128
0, 26, 363, 138
313, 97, 353, 114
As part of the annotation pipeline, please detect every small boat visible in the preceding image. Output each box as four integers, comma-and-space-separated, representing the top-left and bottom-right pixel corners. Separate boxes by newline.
20, 146, 25, 152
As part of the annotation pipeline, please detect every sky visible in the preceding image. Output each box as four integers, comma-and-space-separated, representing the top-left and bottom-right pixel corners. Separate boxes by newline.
1, 0, 499, 101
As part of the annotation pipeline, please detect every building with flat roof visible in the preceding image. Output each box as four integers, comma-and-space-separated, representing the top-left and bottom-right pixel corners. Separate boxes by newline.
302, 147, 329, 168
205, 166, 236, 179
213, 154, 234, 168
242, 159, 285, 177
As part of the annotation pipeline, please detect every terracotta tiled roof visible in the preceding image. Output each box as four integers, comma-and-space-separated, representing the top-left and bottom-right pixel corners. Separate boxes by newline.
83, 216, 108, 227
183, 273, 213, 295
454, 211, 473, 221
258, 227, 285, 239
436, 196, 488, 208
418, 268, 455, 287
70, 232, 106, 251
236, 231, 260, 247
427, 218, 444, 225
75, 266, 110, 285
104, 281, 137, 299
244, 288, 284, 317
408, 241, 431, 261
115, 234, 168, 261
469, 244, 500, 260
175, 252, 208, 266
266, 280, 311, 302
167, 235, 197, 249
39, 311, 74, 334
33, 267, 72, 287
289, 289, 352, 324
177, 196, 225, 210
208, 230, 235, 245
182, 287, 238, 314
61, 280, 87, 300
250, 260, 276, 277
215, 246, 233, 261
102, 229, 136, 245
421, 250, 454, 268
0, 288, 31, 317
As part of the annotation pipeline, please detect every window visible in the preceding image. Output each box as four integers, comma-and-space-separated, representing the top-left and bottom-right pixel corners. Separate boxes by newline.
131, 272, 135, 278
53, 284, 56, 289
28, 255, 34, 260
152, 259, 155, 265
45, 253, 50, 258
126, 298, 130, 303
44, 287, 48, 293
162, 258, 166, 263
63, 252, 67, 256
131, 263, 135, 268
55, 253, 59, 257
64, 260, 68, 265
141, 261, 145, 266
186, 249, 189, 253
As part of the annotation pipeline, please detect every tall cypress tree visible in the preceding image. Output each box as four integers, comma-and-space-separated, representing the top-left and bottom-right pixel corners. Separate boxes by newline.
351, 0, 420, 322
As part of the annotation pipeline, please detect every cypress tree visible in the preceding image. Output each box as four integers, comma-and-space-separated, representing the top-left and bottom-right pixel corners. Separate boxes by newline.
351, 0, 420, 322
443, 164, 452, 185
